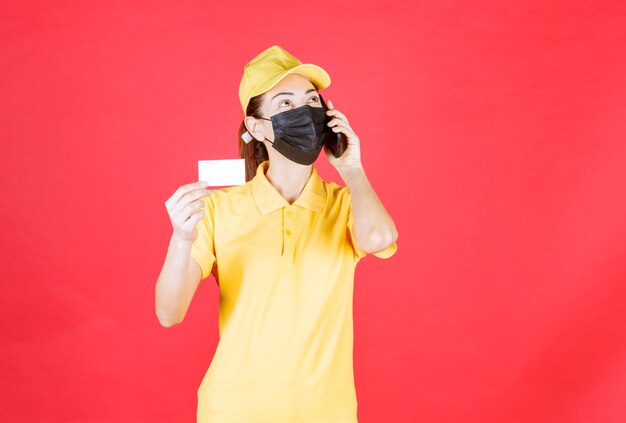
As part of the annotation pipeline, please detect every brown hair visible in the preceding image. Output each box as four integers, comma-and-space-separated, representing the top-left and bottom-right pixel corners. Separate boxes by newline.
239, 93, 269, 182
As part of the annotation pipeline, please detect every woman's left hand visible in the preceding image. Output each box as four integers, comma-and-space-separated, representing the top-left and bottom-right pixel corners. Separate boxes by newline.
324, 100, 363, 171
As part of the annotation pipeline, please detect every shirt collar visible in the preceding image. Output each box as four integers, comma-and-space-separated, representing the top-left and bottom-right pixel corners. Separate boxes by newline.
250, 160, 326, 215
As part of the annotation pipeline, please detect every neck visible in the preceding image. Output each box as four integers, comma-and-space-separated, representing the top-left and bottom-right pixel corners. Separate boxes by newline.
265, 160, 313, 204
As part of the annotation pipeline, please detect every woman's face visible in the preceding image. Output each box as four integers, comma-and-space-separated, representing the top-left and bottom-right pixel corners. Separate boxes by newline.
251, 73, 323, 143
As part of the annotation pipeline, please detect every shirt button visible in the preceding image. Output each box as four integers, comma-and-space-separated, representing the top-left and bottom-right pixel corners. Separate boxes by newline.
285, 229, 292, 236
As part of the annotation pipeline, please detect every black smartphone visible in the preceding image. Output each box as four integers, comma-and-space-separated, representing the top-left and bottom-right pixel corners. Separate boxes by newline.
319, 93, 347, 158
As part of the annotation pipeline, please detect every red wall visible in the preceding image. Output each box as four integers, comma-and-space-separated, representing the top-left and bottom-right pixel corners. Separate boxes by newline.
1, 1, 625, 422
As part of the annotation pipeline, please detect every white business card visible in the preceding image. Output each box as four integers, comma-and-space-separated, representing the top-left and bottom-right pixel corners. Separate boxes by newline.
198, 159, 246, 187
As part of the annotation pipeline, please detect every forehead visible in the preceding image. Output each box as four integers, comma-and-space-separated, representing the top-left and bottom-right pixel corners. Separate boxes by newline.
266, 73, 317, 96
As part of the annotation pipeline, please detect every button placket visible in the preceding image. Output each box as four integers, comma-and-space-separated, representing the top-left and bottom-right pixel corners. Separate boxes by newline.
283, 206, 296, 264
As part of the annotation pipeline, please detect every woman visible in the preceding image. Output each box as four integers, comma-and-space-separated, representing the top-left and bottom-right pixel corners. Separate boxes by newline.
155, 45, 399, 423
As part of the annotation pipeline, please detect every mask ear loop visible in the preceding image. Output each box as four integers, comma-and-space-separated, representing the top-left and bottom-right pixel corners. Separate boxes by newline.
241, 116, 275, 144
257, 116, 274, 145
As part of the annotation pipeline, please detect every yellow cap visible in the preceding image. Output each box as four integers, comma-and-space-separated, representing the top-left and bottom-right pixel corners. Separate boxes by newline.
239, 45, 331, 115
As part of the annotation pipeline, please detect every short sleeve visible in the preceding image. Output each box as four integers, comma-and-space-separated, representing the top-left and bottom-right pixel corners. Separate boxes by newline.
190, 197, 216, 280
346, 194, 398, 262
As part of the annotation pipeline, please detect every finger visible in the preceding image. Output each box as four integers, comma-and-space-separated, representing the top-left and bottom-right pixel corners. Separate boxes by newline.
329, 120, 352, 133
166, 181, 209, 211
180, 187, 213, 208
173, 201, 205, 231
169, 187, 211, 218
326, 100, 348, 122
329, 122, 358, 140
327, 116, 351, 128
173, 189, 211, 219
174, 197, 208, 222
181, 208, 205, 233
172, 181, 208, 205
325, 109, 349, 125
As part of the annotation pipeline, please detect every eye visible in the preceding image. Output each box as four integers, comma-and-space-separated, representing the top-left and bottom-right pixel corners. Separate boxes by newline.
277, 96, 319, 108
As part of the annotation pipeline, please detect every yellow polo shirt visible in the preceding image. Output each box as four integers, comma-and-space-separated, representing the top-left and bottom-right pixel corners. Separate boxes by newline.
190, 160, 397, 423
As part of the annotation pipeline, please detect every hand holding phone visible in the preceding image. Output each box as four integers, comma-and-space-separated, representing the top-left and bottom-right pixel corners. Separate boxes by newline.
319, 94, 347, 158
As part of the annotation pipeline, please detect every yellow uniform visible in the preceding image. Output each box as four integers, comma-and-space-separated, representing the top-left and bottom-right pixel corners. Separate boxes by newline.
190, 160, 397, 422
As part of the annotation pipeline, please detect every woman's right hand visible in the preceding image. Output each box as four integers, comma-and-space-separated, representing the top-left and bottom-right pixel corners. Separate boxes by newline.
165, 181, 213, 242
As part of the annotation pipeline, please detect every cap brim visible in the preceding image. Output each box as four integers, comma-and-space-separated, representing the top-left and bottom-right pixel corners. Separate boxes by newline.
250, 63, 331, 99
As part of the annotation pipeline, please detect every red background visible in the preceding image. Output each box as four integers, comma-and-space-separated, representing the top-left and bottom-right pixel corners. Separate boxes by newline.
2, 1, 625, 422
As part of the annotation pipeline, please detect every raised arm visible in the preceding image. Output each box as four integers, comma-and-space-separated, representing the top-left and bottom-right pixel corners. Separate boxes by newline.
155, 181, 213, 327
323, 98, 398, 254
340, 166, 398, 254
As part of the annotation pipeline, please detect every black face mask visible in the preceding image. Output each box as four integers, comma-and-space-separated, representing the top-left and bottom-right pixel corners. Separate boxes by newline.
259, 103, 329, 165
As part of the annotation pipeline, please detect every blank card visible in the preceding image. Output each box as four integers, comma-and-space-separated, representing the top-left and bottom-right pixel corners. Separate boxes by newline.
198, 159, 246, 187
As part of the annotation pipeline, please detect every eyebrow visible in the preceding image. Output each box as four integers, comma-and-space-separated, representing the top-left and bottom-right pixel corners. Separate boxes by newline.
271, 88, 318, 101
